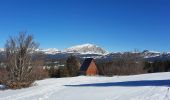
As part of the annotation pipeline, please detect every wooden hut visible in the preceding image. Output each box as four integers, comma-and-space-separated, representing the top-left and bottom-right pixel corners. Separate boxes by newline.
80, 58, 98, 75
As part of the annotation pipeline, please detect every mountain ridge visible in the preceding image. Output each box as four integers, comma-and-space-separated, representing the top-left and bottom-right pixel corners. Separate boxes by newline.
0, 44, 170, 61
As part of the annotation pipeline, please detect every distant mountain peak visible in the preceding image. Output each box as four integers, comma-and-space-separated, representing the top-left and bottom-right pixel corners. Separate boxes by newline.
65, 43, 109, 55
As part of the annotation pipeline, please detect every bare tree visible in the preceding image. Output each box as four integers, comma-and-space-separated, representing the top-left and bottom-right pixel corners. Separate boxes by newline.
5, 32, 39, 83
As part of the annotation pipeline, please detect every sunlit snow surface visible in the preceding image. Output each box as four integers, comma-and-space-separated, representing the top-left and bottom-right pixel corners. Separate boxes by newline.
0, 72, 170, 100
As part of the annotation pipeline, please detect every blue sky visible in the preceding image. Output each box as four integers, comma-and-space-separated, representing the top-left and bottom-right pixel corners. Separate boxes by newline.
0, 0, 169, 52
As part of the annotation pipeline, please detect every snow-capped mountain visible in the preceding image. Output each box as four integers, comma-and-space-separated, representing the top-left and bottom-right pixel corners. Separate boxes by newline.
1, 45, 170, 61
64, 43, 108, 55
38, 48, 61, 54
0, 44, 108, 55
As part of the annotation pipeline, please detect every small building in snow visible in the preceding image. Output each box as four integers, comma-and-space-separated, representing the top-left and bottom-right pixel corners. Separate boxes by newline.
79, 58, 98, 75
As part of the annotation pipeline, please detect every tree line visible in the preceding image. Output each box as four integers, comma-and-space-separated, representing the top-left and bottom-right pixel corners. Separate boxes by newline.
97, 52, 145, 76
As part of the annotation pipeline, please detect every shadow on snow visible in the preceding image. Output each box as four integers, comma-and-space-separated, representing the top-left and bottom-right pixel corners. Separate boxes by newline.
65, 80, 170, 87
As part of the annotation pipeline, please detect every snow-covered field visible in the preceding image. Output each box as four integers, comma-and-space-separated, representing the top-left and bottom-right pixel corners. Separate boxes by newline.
0, 72, 170, 100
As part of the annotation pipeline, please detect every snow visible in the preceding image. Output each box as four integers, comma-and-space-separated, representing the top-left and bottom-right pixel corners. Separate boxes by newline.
67, 43, 97, 49
0, 72, 170, 100
37, 48, 61, 54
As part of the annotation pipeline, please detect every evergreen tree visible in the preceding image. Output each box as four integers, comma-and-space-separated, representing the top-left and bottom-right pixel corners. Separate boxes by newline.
59, 66, 69, 77
66, 55, 80, 77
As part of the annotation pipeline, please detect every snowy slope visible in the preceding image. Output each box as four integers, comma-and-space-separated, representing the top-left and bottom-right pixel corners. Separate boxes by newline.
65, 43, 108, 55
1, 72, 170, 100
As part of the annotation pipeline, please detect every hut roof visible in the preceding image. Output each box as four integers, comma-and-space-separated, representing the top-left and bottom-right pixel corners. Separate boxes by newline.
80, 58, 94, 71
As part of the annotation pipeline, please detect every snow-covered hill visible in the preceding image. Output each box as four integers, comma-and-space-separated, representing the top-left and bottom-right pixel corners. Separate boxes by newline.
65, 43, 108, 55
1, 72, 170, 100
